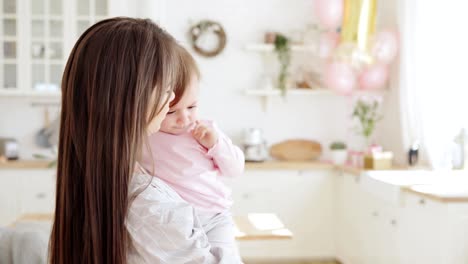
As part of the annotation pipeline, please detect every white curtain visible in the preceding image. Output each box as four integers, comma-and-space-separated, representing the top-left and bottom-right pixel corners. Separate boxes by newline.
398, 0, 468, 168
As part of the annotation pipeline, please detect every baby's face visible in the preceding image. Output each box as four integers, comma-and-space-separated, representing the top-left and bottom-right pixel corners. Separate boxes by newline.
147, 87, 174, 135
160, 77, 199, 135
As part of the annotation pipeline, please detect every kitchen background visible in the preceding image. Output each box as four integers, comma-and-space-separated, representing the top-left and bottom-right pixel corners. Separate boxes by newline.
0, 0, 405, 164
2, 0, 468, 264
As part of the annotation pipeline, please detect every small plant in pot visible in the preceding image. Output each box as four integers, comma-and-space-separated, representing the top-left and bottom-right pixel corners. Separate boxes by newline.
273, 33, 291, 96
330, 141, 348, 165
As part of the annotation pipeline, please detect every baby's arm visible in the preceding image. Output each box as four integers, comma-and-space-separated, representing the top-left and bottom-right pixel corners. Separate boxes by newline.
206, 123, 245, 178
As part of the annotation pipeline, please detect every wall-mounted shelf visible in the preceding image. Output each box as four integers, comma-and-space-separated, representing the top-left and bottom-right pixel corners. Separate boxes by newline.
245, 43, 317, 53
245, 88, 388, 111
245, 88, 332, 111
245, 88, 331, 96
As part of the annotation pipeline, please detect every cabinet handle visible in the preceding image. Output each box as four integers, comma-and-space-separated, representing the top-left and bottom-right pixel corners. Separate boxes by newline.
36, 193, 46, 199
419, 198, 426, 205
390, 219, 397, 226
242, 193, 250, 199
372, 211, 379, 217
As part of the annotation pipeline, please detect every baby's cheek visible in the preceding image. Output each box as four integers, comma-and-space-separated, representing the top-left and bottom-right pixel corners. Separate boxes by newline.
191, 110, 199, 121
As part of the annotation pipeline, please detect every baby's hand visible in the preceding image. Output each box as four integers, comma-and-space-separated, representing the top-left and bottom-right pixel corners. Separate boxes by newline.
191, 121, 218, 149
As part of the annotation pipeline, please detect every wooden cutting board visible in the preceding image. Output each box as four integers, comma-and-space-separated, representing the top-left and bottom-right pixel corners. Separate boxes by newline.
270, 139, 322, 161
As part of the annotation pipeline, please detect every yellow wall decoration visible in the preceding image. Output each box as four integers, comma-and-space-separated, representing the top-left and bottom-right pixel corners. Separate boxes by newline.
341, 0, 377, 51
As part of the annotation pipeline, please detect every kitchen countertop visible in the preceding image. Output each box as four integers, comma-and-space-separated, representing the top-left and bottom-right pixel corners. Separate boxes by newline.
245, 160, 334, 170
0, 159, 392, 173
401, 185, 468, 203
0, 159, 53, 169
362, 169, 468, 203
3, 159, 468, 203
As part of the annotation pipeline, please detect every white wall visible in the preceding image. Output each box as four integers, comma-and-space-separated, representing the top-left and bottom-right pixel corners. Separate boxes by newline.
374, 0, 406, 165
158, 0, 351, 153
0, 0, 401, 162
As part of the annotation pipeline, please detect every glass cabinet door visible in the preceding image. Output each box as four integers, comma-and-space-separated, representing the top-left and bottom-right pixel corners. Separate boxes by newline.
30, 0, 63, 92
1, 0, 17, 89
0, 0, 110, 95
76, 0, 108, 38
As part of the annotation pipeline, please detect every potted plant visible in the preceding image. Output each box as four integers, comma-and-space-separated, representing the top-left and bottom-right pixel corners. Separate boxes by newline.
329, 141, 348, 165
273, 33, 291, 96
352, 96, 383, 149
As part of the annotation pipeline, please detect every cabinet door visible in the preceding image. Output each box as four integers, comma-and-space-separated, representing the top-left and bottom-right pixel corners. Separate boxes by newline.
0, 0, 112, 96
0, 0, 18, 90
224, 170, 334, 259
0, 170, 20, 225
398, 193, 446, 264
443, 204, 468, 264
364, 197, 401, 264
342, 173, 367, 264
18, 169, 56, 214
29, 0, 65, 93
333, 171, 348, 262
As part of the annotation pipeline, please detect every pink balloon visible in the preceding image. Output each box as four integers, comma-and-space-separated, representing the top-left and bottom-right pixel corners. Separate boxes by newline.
318, 32, 340, 58
358, 64, 389, 90
314, 0, 343, 30
371, 30, 399, 64
324, 61, 356, 95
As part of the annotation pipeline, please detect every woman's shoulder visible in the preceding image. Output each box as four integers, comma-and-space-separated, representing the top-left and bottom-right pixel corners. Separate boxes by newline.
129, 173, 185, 203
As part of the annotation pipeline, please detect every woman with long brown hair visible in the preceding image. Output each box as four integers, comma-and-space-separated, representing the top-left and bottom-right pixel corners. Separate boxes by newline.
49, 17, 239, 263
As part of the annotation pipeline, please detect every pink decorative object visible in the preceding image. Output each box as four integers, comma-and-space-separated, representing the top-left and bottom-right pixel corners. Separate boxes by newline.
371, 30, 399, 64
318, 32, 340, 58
314, 0, 344, 30
349, 150, 364, 168
367, 144, 383, 155
324, 61, 356, 95
358, 63, 389, 90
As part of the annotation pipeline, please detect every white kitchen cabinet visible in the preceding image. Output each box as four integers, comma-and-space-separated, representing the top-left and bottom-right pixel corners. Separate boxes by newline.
336, 171, 468, 264
0, 168, 55, 226
399, 193, 468, 264
361, 192, 401, 264
0, 170, 21, 225
332, 171, 346, 262
398, 193, 446, 264
0, 0, 109, 96
0, 0, 168, 97
443, 204, 468, 264
17, 169, 56, 214
334, 172, 368, 264
223, 169, 334, 259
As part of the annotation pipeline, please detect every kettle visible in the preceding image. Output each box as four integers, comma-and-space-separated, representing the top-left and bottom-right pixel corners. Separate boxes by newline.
242, 128, 268, 162
0, 137, 19, 160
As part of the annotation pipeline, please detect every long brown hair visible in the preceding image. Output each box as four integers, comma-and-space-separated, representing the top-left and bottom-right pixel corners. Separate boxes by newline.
49, 17, 178, 264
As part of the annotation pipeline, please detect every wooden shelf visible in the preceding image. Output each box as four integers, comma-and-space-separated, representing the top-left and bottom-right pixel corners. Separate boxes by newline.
245, 88, 332, 96
245, 88, 388, 111
245, 43, 317, 53
244, 88, 333, 111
